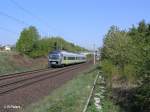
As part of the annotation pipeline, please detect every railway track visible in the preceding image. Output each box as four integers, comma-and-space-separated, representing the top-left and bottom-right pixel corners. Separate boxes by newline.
0, 68, 51, 81
0, 63, 87, 95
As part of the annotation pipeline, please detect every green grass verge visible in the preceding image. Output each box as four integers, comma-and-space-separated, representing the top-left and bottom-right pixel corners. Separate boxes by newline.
23, 66, 98, 112
0, 52, 29, 75
0, 52, 47, 75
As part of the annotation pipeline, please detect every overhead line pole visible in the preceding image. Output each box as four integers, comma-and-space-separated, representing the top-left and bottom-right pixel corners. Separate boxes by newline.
94, 44, 96, 64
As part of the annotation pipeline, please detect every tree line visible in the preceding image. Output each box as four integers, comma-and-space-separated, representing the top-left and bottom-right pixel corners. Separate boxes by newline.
16, 26, 87, 58
101, 20, 150, 112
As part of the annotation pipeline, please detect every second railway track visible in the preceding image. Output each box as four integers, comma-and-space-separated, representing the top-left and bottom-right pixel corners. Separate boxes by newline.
0, 62, 88, 95
0, 68, 52, 81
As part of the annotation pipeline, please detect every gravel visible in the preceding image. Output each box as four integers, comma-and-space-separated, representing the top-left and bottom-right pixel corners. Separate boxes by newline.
0, 61, 93, 112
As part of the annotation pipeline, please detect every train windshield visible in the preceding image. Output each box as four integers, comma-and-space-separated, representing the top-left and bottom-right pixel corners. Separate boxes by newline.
49, 54, 60, 60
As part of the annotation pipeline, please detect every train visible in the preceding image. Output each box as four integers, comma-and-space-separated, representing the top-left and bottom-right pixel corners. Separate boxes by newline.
48, 50, 87, 67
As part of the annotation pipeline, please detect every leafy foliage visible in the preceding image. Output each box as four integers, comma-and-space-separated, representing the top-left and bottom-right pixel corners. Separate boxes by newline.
16, 26, 40, 56
16, 26, 87, 58
101, 20, 150, 112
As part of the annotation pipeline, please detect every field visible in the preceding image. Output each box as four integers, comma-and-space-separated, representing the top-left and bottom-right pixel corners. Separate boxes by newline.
0, 51, 47, 75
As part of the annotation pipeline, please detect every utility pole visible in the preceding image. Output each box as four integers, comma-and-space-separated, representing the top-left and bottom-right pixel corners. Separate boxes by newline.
60, 39, 62, 50
93, 44, 96, 64
48, 32, 50, 37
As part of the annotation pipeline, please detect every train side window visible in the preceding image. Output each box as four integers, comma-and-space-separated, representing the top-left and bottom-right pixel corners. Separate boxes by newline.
68, 57, 75, 60
73, 57, 75, 60
68, 57, 71, 60
68, 57, 70, 60
68, 57, 72, 60
64, 57, 66, 60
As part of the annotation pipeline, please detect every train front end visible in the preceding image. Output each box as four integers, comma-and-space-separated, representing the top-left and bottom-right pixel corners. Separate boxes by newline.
48, 51, 62, 67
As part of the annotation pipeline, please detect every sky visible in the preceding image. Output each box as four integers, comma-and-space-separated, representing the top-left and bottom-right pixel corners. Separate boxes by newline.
0, 0, 150, 50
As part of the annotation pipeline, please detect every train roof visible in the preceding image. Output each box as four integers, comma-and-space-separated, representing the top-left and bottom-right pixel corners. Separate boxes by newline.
49, 50, 86, 57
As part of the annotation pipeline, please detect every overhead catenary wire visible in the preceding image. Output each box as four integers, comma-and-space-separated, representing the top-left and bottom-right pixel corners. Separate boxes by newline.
0, 11, 30, 36
0, 10, 44, 37
0, 26, 18, 34
9, 0, 55, 31
0, 1, 51, 44
0, 11, 29, 26
0, 0, 60, 41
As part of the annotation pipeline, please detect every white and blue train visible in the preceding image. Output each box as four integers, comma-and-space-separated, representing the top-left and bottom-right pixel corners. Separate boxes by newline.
48, 50, 86, 67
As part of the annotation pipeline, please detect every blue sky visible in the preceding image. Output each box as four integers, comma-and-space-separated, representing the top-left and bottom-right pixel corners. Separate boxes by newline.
0, 0, 150, 50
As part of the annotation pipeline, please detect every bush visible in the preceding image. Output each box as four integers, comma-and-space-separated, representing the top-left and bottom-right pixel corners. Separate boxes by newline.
101, 59, 119, 88
100, 20, 150, 112
123, 64, 136, 83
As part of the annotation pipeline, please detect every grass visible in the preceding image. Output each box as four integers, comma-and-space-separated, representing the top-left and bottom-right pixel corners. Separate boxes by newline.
23, 66, 99, 112
0, 52, 28, 75
102, 97, 120, 112
0, 52, 47, 75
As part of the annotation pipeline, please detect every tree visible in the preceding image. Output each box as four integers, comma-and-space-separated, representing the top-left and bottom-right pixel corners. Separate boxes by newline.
16, 26, 40, 56
16, 27, 87, 58
102, 26, 133, 73
101, 21, 150, 111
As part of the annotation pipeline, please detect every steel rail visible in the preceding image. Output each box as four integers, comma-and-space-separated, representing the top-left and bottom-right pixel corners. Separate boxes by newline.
0, 63, 87, 95
0, 64, 81, 88
0, 68, 50, 80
